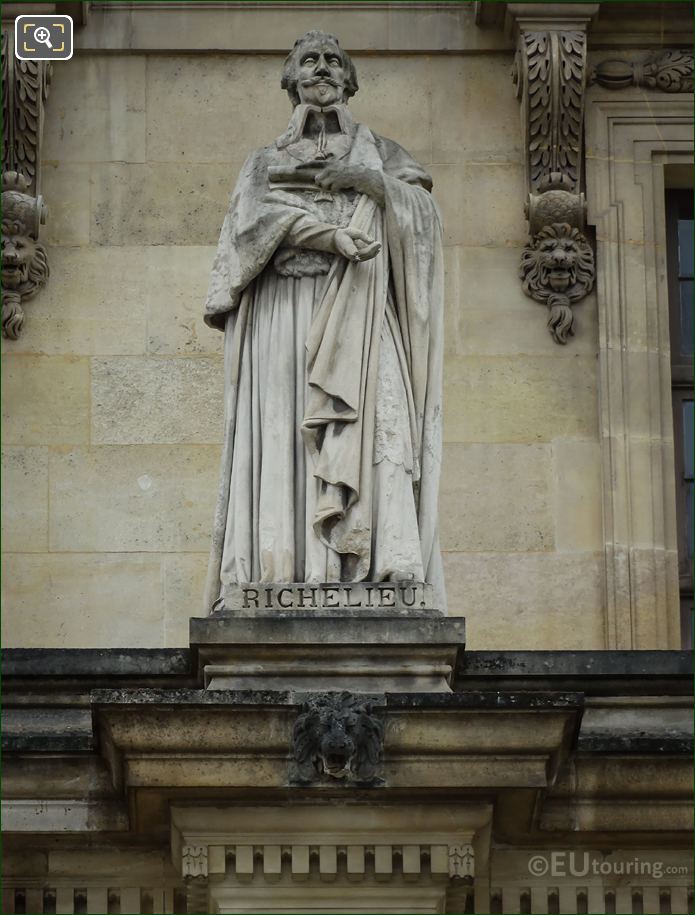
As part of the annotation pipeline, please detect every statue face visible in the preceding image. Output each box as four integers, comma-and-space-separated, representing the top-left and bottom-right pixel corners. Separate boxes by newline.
296, 40, 346, 107
1, 221, 37, 289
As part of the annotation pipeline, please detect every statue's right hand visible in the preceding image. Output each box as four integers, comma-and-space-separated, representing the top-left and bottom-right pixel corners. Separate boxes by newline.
334, 227, 381, 263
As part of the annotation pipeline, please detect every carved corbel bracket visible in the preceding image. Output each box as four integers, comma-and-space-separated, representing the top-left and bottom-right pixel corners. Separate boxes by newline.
591, 49, 694, 93
509, 5, 597, 343
2, 28, 52, 339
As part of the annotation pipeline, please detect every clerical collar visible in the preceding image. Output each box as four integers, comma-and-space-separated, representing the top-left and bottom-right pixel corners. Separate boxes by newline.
276, 104, 356, 149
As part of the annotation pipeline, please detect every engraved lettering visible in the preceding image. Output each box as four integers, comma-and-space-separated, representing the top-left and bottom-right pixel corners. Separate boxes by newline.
344, 586, 363, 608
400, 584, 416, 607
323, 586, 340, 608
378, 586, 396, 607
242, 587, 260, 609
297, 586, 318, 608
265, 587, 273, 609
278, 588, 293, 608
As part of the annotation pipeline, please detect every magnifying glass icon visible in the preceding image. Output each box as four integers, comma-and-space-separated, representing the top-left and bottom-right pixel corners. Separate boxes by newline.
33, 26, 53, 49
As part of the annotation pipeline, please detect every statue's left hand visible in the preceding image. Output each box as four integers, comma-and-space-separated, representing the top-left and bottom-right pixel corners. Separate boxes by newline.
311, 162, 385, 205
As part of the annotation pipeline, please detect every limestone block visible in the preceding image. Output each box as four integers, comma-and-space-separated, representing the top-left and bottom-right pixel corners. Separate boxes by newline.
41, 163, 91, 246
1, 553, 164, 648
552, 439, 603, 551
43, 56, 146, 163
143, 246, 221, 355
146, 56, 290, 163
90, 163, 237, 246
163, 553, 209, 644
47, 848, 170, 881
430, 56, 522, 164
1, 447, 49, 552
1, 355, 90, 445
440, 443, 554, 551
49, 446, 219, 552
443, 355, 598, 444
91, 356, 223, 444
430, 162, 527, 247
350, 57, 432, 165
1, 246, 147, 357
444, 551, 606, 649
443, 246, 599, 358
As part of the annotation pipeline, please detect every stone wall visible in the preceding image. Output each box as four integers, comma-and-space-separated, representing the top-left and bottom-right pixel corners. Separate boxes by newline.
1, 25, 604, 649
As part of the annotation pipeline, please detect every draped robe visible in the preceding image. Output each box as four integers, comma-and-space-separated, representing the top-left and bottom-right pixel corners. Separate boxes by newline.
203, 105, 446, 611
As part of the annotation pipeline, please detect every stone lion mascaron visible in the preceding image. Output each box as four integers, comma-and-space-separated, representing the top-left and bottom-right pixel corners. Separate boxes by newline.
292, 692, 384, 783
519, 221, 595, 345
1, 170, 49, 340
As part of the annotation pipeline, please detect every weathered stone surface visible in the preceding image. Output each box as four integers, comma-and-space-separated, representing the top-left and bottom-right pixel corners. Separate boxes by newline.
350, 57, 432, 165
440, 443, 554, 552
90, 162, 239, 246
41, 163, 91, 246
91, 356, 223, 444
43, 56, 146, 163
1, 553, 164, 647
552, 439, 603, 551
146, 56, 290, 163
430, 56, 522, 164
1, 447, 49, 551
1, 246, 147, 356
444, 551, 605, 649
443, 354, 598, 444
144, 246, 221, 355
1, 355, 90, 445
49, 446, 219, 552
430, 162, 527, 247
163, 553, 209, 644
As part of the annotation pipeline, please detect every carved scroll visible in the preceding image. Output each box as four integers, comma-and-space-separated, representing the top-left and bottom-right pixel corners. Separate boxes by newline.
513, 25, 595, 344
1, 28, 52, 339
592, 49, 694, 93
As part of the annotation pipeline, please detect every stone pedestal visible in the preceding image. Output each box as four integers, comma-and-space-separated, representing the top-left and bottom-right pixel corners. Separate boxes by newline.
191, 591, 465, 692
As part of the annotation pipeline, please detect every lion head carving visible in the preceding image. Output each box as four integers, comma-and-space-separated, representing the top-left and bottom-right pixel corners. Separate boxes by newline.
292, 691, 383, 783
2, 171, 49, 340
519, 223, 595, 344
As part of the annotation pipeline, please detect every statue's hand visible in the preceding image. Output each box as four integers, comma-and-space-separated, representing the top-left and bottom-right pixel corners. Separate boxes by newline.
313, 162, 385, 205
334, 227, 381, 263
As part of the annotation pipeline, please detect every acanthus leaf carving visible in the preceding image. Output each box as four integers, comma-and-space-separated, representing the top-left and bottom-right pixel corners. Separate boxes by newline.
2, 30, 52, 196
513, 23, 595, 344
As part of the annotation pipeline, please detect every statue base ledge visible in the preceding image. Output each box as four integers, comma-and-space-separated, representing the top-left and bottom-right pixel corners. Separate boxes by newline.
190, 604, 465, 694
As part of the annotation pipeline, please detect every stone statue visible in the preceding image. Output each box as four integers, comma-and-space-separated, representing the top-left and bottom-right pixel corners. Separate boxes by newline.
203, 30, 445, 611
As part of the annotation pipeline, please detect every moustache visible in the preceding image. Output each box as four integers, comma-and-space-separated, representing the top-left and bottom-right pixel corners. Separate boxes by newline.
300, 76, 340, 87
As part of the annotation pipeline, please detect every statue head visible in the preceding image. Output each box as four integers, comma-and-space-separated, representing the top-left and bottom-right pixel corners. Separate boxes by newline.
281, 30, 358, 108
1, 171, 48, 293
